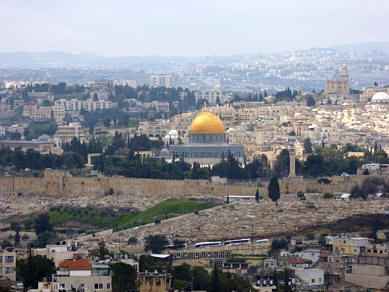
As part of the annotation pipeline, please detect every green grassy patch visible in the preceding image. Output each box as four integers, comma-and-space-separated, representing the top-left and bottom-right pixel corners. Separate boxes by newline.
23, 199, 212, 232
116, 199, 211, 229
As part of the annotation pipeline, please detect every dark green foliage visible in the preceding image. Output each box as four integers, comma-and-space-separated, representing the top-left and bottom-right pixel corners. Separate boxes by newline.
351, 177, 389, 201
14, 230, 20, 247
271, 239, 288, 249
268, 176, 280, 205
192, 266, 209, 290
172, 263, 192, 286
111, 262, 137, 292
275, 149, 290, 177
62, 137, 102, 160
144, 234, 169, 253
93, 154, 198, 180
0, 148, 85, 171
212, 153, 269, 179
98, 242, 109, 259
306, 95, 316, 107
0, 286, 11, 292
24, 121, 57, 140
36, 231, 56, 248
17, 254, 55, 289
304, 138, 312, 154
139, 255, 169, 272
128, 237, 137, 245
274, 87, 298, 102
318, 177, 331, 184
34, 213, 53, 235
255, 188, 260, 203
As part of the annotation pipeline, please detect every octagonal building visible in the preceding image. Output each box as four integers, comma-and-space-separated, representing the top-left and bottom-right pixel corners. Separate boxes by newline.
169, 111, 245, 166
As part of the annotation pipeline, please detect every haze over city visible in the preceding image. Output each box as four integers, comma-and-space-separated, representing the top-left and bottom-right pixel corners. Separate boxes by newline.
2, 1, 389, 292
1, 0, 389, 56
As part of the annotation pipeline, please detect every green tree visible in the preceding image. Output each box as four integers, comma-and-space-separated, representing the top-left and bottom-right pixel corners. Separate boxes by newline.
144, 234, 169, 254
34, 213, 53, 235
14, 230, 20, 247
255, 188, 260, 203
210, 265, 220, 292
98, 241, 109, 259
268, 176, 280, 205
36, 231, 56, 248
304, 137, 312, 154
306, 96, 316, 107
103, 117, 111, 127
17, 253, 55, 289
192, 266, 209, 290
111, 262, 137, 292
173, 280, 189, 291
275, 149, 290, 177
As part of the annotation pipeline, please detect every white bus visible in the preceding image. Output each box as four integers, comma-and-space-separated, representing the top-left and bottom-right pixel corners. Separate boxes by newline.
224, 238, 251, 246
255, 239, 269, 244
194, 241, 222, 249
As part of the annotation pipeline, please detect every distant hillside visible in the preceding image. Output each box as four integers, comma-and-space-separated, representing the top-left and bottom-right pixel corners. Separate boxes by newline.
1, 42, 389, 69
0, 51, 184, 71
333, 42, 389, 53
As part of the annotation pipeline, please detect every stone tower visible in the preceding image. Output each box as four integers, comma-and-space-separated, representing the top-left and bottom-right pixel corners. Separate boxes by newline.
289, 149, 296, 178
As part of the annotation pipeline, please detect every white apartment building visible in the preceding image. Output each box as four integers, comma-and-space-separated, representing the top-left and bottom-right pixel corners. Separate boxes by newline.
54, 99, 117, 113
150, 74, 172, 88
30, 258, 111, 292
194, 89, 225, 105
53, 104, 66, 122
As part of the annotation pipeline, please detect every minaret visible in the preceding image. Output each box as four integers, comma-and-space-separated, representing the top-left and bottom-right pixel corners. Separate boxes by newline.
289, 148, 296, 178
341, 64, 350, 93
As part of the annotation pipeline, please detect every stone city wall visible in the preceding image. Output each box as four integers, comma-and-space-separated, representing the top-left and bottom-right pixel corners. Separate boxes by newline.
0, 170, 381, 199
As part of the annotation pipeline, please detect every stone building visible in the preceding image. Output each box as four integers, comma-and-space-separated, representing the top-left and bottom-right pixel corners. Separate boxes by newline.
138, 271, 172, 292
325, 64, 350, 94
54, 122, 86, 146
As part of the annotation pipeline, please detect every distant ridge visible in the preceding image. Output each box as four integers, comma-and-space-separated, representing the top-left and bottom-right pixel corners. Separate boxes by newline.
0, 42, 388, 69
333, 42, 389, 52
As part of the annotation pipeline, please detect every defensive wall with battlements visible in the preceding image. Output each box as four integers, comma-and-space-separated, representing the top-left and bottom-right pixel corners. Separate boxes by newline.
0, 169, 383, 199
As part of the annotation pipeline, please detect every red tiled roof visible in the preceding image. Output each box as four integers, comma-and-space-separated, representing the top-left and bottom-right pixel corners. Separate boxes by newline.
59, 258, 92, 270
320, 254, 329, 258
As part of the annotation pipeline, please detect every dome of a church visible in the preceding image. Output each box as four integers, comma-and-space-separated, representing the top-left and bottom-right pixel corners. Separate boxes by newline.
372, 92, 389, 102
190, 111, 225, 135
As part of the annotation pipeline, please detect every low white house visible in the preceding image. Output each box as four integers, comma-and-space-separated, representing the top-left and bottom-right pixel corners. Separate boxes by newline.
295, 268, 324, 288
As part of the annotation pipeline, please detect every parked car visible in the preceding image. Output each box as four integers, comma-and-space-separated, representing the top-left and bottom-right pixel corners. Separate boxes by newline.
11, 283, 24, 290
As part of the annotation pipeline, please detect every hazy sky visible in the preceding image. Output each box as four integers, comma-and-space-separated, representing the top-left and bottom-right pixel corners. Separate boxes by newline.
1, 0, 388, 56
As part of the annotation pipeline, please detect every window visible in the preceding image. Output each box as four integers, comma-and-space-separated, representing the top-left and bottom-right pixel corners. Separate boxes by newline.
107, 283, 111, 289
0, 256, 2, 263
59, 284, 65, 289
312, 279, 315, 283
5, 256, 14, 263
94, 283, 103, 289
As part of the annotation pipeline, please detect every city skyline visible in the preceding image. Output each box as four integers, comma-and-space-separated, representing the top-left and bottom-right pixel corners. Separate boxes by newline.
1, 0, 389, 57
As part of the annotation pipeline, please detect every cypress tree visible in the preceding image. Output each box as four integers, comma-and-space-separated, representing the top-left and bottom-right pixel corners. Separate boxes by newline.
268, 176, 280, 205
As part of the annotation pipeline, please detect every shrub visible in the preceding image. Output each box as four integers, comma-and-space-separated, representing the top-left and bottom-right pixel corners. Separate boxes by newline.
323, 193, 334, 199
154, 219, 161, 224
128, 237, 137, 245
306, 188, 319, 193
318, 178, 331, 184
306, 233, 315, 240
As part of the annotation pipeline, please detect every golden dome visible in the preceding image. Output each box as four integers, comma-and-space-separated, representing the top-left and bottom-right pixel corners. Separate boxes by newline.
190, 111, 225, 135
